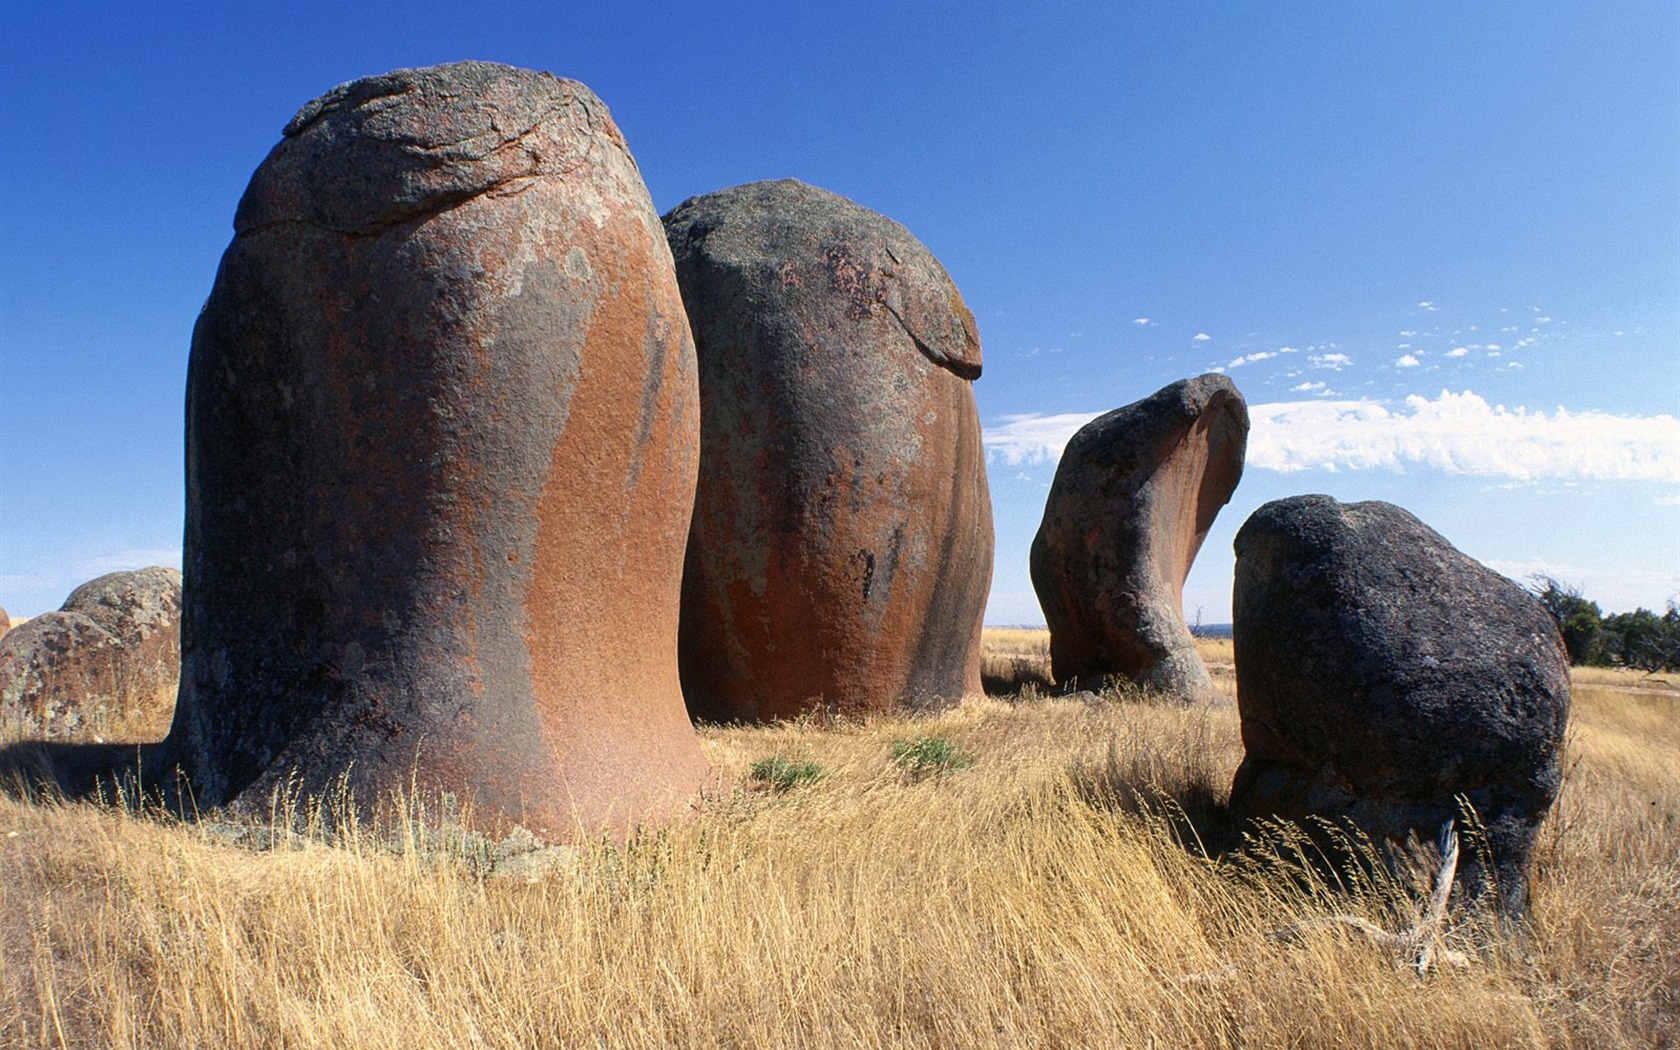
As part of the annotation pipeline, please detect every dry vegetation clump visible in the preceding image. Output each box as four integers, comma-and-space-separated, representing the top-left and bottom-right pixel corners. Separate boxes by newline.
0, 633, 1675, 1048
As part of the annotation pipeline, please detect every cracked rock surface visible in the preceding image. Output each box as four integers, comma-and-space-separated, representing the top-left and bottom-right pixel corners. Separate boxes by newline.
665, 180, 993, 721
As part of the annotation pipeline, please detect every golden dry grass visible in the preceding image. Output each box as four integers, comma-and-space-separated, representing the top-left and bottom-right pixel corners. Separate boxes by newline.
1, 638, 1675, 1048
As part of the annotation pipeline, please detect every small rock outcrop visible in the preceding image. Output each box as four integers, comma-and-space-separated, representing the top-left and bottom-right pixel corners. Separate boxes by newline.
0, 568, 182, 739
0, 605, 10, 640
1229, 495, 1570, 914
1030, 375, 1248, 697
665, 180, 993, 721
155, 62, 711, 835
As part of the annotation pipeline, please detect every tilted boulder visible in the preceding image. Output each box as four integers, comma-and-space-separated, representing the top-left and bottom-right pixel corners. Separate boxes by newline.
1030, 375, 1248, 697
665, 179, 993, 721
1229, 495, 1570, 914
155, 62, 711, 835
0, 568, 181, 739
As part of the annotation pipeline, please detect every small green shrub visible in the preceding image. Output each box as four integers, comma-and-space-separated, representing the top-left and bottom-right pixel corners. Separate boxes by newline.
749, 756, 826, 791
891, 735, 975, 777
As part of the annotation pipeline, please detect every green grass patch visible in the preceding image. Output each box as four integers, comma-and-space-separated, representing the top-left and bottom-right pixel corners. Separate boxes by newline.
749, 756, 826, 791
891, 735, 975, 777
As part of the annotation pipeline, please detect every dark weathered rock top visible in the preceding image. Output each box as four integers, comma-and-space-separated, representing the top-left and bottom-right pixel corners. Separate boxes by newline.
664, 179, 981, 380
237, 61, 630, 236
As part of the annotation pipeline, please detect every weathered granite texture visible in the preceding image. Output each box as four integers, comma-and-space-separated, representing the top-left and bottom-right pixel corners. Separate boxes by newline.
665, 180, 993, 721
1229, 495, 1571, 914
0, 568, 181, 739
1030, 375, 1248, 697
153, 62, 711, 835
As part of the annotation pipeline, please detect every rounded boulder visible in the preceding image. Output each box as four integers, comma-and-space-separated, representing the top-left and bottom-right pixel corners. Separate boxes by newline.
665, 180, 993, 721
1229, 495, 1570, 913
0, 568, 182, 739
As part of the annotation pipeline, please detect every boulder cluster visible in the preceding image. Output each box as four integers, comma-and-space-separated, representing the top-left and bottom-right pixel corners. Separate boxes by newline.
4, 61, 1570, 905
2, 62, 990, 837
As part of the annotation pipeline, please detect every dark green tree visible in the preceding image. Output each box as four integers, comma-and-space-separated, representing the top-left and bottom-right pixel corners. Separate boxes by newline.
1528, 575, 1605, 665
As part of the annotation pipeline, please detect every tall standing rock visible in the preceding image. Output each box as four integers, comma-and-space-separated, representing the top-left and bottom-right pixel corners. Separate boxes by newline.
665, 180, 993, 721
0, 568, 182, 739
1030, 375, 1248, 697
159, 62, 711, 835
1229, 495, 1570, 914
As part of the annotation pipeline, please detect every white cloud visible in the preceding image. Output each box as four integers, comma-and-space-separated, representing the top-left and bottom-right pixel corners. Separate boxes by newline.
1279, 346, 1301, 354
1417, 301, 1438, 311
1484, 343, 1500, 351
1193, 332, 1211, 341
1445, 347, 1469, 358
1227, 351, 1278, 368
984, 392, 1680, 483
982, 412, 1101, 465
1246, 391, 1680, 482
1291, 381, 1327, 393
1395, 354, 1421, 368
1311, 352, 1353, 370
1133, 318, 1152, 326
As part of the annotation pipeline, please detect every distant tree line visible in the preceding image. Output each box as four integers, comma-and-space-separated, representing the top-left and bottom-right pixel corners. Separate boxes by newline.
1529, 576, 1680, 672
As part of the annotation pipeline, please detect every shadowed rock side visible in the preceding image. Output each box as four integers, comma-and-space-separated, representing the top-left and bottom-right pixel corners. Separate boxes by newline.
1029, 375, 1248, 697
0, 605, 9, 640
0, 568, 181, 740
1228, 495, 1570, 915
127, 62, 710, 836
665, 180, 993, 721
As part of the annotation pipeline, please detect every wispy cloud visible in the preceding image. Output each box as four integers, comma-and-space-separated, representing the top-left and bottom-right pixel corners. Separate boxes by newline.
1445, 347, 1469, 358
985, 391, 1680, 483
1227, 351, 1278, 368
1193, 332, 1211, 341
1133, 318, 1153, 326
1395, 354, 1421, 368
1311, 352, 1353, 370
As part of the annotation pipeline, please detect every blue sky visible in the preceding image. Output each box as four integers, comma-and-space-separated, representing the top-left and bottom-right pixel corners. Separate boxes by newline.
2, 1, 1676, 623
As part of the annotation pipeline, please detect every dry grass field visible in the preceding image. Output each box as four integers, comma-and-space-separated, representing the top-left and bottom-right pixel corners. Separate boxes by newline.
2, 630, 1676, 1048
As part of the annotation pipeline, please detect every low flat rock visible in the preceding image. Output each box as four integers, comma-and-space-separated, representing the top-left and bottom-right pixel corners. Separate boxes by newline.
1030, 375, 1248, 698
1229, 495, 1570, 914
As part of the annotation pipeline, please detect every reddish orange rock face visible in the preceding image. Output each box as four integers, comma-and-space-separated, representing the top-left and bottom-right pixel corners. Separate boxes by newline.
160, 62, 710, 836
665, 180, 993, 721
1030, 375, 1249, 697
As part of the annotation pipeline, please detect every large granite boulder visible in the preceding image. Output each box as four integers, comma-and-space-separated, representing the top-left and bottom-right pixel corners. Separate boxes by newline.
665, 180, 993, 721
0, 568, 181, 739
1030, 375, 1248, 697
152, 62, 710, 835
1229, 495, 1570, 914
